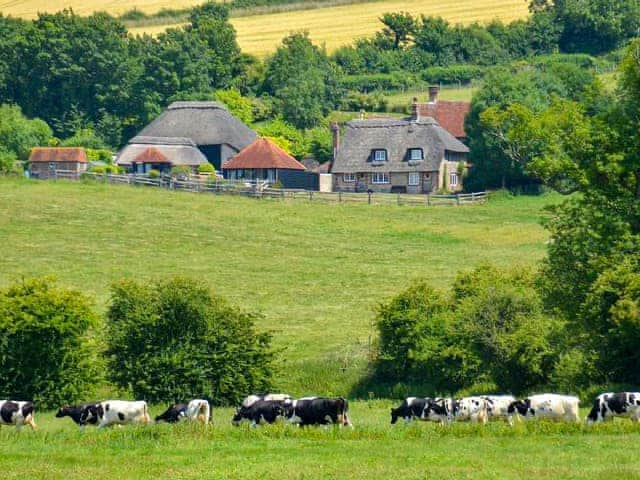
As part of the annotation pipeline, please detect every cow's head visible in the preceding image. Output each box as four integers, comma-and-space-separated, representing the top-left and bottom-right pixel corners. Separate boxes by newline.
79, 404, 102, 425
390, 407, 400, 424
507, 399, 530, 416
231, 408, 244, 425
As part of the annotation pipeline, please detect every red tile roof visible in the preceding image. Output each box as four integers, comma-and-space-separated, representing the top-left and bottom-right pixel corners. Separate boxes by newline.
222, 138, 306, 171
418, 101, 470, 139
29, 147, 88, 163
133, 147, 171, 163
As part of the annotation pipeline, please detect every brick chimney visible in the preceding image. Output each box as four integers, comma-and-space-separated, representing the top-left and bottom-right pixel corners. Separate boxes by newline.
331, 121, 340, 160
411, 97, 419, 121
428, 85, 439, 103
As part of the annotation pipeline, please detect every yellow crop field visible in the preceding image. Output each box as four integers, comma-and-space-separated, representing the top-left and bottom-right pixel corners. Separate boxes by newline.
1, 0, 530, 56
133, 0, 530, 55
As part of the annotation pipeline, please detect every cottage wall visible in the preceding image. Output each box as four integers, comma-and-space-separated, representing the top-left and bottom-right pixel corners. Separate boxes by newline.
333, 171, 440, 194
30, 161, 86, 179
438, 160, 464, 192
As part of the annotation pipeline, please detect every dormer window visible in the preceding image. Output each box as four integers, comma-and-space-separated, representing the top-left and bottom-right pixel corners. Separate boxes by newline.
371, 149, 387, 163
408, 148, 423, 161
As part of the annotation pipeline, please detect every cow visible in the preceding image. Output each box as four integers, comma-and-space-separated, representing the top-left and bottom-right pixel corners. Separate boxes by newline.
232, 399, 287, 426
420, 397, 453, 424
452, 396, 489, 424
241, 393, 292, 408
390, 397, 432, 424
156, 399, 211, 424
81, 400, 150, 428
587, 392, 640, 423
507, 394, 580, 423
0, 401, 36, 431
482, 395, 516, 423
155, 403, 188, 423
56, 403, 100, 429
285, 397, 352, 427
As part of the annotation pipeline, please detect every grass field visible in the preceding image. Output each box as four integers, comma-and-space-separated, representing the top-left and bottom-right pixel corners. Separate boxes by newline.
3, 402, 640, 479
0, 178, 556, 394
0, 0, 529, 56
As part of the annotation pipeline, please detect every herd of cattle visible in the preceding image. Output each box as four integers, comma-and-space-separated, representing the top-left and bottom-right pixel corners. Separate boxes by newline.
1, 391, 639, 431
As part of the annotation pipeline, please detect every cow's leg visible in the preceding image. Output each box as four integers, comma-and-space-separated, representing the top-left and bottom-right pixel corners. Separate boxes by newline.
24, 415, 36, 431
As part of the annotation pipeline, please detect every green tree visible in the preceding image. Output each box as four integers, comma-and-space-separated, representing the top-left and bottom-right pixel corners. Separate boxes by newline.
0, 278, 101, 408
105, 277, 275, 404
379, 12, 416, 50
0, 104, 52, 159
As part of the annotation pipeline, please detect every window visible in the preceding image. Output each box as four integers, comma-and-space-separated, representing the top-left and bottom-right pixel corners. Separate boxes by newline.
445, 150, 466, 162
408, 172, 420, 186
343, 173, 355, 183
372, 149, 387, 162
450, 172, 458, 187
371, 172, 389, 184
408, 148, 423, 161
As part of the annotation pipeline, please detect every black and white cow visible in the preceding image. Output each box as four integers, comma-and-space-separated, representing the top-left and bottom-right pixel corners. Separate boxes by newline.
0, 401, 36, 431
390, 397, 432, 424
232, 399, 287, 426
155, 403, 188, 423
156, 399, 211, 424
451, 396, 489, 424
507, 394, 580, 423
285, 397, 352, 427
587, 392, 640, 423
241, 393, 292, 408
420, 397, 453, 424
56, 403, 100, 428
482, 395, 516, 423
81, 400, 150, 428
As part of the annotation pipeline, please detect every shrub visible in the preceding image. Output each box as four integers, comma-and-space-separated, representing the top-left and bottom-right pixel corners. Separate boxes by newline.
0, 278, 100, 408
421, 65, 485, 84
198, 163, 215, 174
0, 145, 18, 173
91, 166, 106, 174
148, 169, 160, 178
170, 165, 192, 178
105, 277, 275, 405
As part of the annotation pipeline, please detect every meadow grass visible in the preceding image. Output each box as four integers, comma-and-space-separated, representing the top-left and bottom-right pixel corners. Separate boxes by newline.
385, 85, 478, 108
0, 178, 557, 393
2, 402, 640, 479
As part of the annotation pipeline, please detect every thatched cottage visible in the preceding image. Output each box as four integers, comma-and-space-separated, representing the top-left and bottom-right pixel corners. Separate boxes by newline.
331, 109, 469, 194
116, 137, 209, 174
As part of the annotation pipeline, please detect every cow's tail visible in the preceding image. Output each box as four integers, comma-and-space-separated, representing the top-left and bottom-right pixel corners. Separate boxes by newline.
337, 398, 351, 427
143, 402, 151, 425
199, 401, 211, 424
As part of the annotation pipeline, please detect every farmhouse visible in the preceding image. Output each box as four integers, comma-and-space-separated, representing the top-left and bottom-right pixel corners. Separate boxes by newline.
121, 101, 257, 171
116, 137, 209, 174
416, 86, 471, 141
28, 147, 88, 179
223, 138, 316, 188
331, 107, 469, 194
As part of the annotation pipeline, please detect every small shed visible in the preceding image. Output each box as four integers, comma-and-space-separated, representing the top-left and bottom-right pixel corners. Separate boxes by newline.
28, 147, 88, 179
223, 138, 316, 189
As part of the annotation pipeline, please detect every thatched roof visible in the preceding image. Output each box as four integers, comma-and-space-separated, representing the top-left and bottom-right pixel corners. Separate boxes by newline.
116, 137, 208, 166
29, 147, 87, 163
331, 117, 469, 174
135, 101, 256, 151
223, 138, 306, 170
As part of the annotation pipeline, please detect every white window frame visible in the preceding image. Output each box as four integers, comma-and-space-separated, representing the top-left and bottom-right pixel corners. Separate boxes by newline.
408, 172, 420, 186
409, 148, 423, 161
450, 172, 458, 187
371, 172, 389, 184
343, 173, 355, 183
372, 149, 387, 162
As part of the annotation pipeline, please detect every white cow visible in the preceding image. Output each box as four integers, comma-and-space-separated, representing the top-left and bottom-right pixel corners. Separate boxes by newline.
452, 397, 489, 424
507, 394, 580, 423
0, 401, 36, 431
586, 392, 640, 423
420, 397, 454, 424
483, 395, 516, 423
83, 400, 151, 428
186, 399, 211, 424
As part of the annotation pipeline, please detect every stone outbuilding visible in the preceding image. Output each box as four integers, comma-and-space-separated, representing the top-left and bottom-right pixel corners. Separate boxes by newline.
28, 147, 88, 179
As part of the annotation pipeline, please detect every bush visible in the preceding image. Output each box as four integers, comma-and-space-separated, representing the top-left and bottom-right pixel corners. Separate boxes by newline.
105, 277, 276, 405
0, 145, 18, 173
198, 163, 215, 174
0, 278, 100, 408
148, 169, 160, 178
421, 65, 485, 84
170, 165, 192, 178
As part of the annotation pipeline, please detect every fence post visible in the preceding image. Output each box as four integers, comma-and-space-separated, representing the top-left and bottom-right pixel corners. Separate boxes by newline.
339, 192, 342, 203
456, 193, 460, 206
427, 195, 431, 207
368, 191, 372, 204
397, 194, 401, 206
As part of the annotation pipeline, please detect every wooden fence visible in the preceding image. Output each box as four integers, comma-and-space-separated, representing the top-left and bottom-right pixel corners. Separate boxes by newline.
47, 171, 488, 207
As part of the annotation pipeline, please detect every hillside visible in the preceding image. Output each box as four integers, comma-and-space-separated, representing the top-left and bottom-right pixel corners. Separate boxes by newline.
0, 178, 555, 393
1, 0, 530, 55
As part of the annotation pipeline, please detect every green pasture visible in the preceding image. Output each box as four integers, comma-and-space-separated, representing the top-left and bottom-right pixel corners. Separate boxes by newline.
2, 402, 640, 479
0, 178, 558, 394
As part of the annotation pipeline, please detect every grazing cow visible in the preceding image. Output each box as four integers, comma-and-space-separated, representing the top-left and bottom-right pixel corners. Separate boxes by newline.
285, 397, 352, 427
390, 397, 434, 424
241, 393, 292, 408
232, 399, 287, 426
452, 396, 489, 424
587, 392, 640, 423
0, 401, 36, 431
81, 400, 150, 428
420, 397, 453, 424
507, 394, 580, 423
155, 403, 188, 423
56, 403, 100, 428
482, 395, 516, 423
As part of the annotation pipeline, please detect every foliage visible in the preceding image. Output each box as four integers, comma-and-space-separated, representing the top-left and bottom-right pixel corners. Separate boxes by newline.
379, 12, 416, 50
170, 165, 192, 178
59, 128, 107, 149
86, 148, 114, 163
0, 104, 52, 159
197, 163, 215, 174
214, 89, 254, 124
0, 278, 100, 408
257, 118, 309, 159
0, 145, 18, 173
148, 169, 160, 178
105, 277, 275, 404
